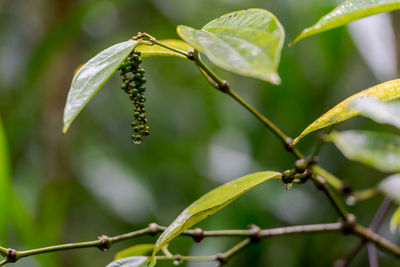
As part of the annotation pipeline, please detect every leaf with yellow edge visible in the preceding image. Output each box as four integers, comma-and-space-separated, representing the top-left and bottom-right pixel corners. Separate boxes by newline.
136, 39, 192, 59
114, 244, 154, 260
293, 79, 400, 145
150, 171, 281, 260
390, 206, 400, 233
291, 0, 400, 45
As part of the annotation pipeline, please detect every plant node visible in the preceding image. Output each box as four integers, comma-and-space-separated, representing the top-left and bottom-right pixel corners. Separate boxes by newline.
341, 214, 356, 234
248, 224, 262, 243
282, 169, 295, 184
148, 223, 160, 235
192, 228, 204, 243
97, 235, 112, 251
284, 137, 294, 151
340, 181, 353, 195
6, 249, 17, 263
215, 253, 227, 265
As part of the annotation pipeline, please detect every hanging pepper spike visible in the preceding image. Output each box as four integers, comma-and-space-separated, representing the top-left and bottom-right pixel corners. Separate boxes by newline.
119, 50, 150, 144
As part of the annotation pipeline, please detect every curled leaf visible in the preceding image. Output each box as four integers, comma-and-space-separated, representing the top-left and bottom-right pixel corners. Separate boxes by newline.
136, 39, 192, 59
63, 40, 138, 133
291, 0, 400, 45
177, 8, 284, 84
114, 244, 154, 260
151, 171, 281, 259
329, 130, 400, 173
294, 79, 400, 145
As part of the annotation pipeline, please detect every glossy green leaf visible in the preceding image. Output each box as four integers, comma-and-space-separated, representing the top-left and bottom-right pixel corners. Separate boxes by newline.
352, 98, 400, 129
63, 40, 138, 133
107, 256, 156, 267
379, 174, 400, 202
136, 39, 192, 59
151, 171, 281, 259
291, 0, 400, 45
390, 206, 400, 233
177, 8, 284, 84
294, 79, 400, 145
0, 116, 10, 244
114, 244, 154, 260
329, 130, 400, 173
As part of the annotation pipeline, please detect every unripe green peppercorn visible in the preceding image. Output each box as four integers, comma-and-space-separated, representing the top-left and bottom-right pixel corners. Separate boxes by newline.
119, 50, 149, 144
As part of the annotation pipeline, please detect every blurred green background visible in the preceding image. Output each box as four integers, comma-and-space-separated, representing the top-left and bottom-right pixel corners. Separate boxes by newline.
1, 0, 399, 266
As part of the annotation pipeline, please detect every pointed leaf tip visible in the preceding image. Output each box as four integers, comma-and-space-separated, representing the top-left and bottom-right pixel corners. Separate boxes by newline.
294, 79, 400, 144
292, 0, 400, 44
63, 40, 138, 133
151, 171, 281, 258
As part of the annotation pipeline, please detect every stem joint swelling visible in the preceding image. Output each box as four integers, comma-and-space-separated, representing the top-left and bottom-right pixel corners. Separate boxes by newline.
5, 249, 17, 263
341, 214, 357, 235
97, 235, 112, 251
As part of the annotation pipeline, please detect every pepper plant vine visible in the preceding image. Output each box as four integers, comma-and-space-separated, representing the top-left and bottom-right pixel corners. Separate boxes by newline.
2, 2, 400, 266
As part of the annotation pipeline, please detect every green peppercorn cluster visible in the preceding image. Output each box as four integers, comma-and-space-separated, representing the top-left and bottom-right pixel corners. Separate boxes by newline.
118, 50, 149, 144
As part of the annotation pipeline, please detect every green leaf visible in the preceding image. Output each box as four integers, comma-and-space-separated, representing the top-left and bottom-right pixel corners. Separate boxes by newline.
177, 8, 284, 84
293, 79, 400, 145
136, 39, 192, 59
291, 0, 400, 45
329, 130, 400, 173
151, 171, 281, 259
63, 40, 138, 133
352, 98, 400, 129
379, 174, 400, 202
390, 206, 400, 233
0, 116, 10, 244
114, 244, 154, 260
106, 256, 156, 267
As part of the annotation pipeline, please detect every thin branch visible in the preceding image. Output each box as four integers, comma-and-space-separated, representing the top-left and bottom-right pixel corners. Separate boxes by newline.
2, 220, 400, 266
352, 224, 400, 258
312, 175, 350, 220
134, 32, 191, 59
335, 197, 392, 266
157, 238, 252, 266
259, 222, 344, 237
226, 89, 304, 159
347, 188, 380, 205
334, 241, 365, 267
190, 45, 352, 201
367, 242, 378, 267
0, 248, 7, 257
311, 166, 350, 193
217, 238, 252, 265
0, 222, 343, 265
156, 255, 214, 261
370, 198, 392, 232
